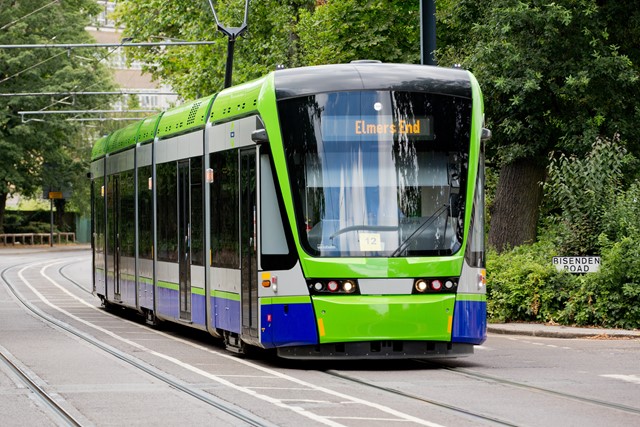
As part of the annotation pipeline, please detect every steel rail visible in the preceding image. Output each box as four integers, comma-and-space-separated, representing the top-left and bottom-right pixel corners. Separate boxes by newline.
324, 369, 518, 426
419, 360, 640, 416
0, 348, 83, 426
0, 260, 273, 427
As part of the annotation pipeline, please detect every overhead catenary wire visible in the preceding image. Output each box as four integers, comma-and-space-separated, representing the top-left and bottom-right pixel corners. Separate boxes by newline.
0, 0, 61, 31
0, 91, 178, 97
0, 50, 67, 84
0, 41, 219, 49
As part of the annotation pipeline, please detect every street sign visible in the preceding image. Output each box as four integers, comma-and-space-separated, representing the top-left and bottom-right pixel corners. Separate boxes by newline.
552, 256, 600, 273
48, 191, 63, 199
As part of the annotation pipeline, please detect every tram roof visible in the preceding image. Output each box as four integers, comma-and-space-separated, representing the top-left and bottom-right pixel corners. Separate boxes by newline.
106, 121, 141, 154
90, 63, 474, 161
274, 62, 472, 100
156, 94, 215, 139
91, 135, 109, 160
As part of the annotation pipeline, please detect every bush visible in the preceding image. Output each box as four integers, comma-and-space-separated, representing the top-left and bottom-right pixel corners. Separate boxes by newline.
487, 229, 640, 329
588, 181, 640, 328
3, 212, 23, 233
487, 241, 578, 324
495, 140, 640, 329
544, 136, 627, 255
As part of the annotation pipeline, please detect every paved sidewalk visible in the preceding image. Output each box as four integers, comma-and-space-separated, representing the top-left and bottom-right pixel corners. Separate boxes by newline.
489, 322, 640, 339
0, 244, 91, 255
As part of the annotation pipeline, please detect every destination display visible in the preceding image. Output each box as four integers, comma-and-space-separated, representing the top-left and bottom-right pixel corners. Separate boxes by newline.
322, 115, 434, 141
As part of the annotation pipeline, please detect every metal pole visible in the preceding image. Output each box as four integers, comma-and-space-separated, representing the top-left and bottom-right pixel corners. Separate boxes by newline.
420, 0, 437, 66
207, 0, 249, 89
50, 198, 54, 247
224, 38, 235, 88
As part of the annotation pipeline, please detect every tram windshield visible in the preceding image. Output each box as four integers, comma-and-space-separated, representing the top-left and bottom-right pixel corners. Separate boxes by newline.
278, 90, 472, 257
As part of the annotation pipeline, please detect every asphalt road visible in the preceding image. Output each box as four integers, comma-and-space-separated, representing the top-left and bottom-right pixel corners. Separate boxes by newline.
0, 245, 638, 426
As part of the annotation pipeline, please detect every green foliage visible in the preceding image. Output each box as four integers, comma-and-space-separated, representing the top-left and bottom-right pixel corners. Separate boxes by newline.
601, 181, 640, 242
489, 180, 640, 329
297, 0, 420, 65
2, 211, 59, 233
438, 0, 640, 164
114, 0, 422, 97
544, 136, 627, 254
114, 0, 314, 98
586, 237, 640, 329
0, 0, 117, 229
487, 241, 575, 324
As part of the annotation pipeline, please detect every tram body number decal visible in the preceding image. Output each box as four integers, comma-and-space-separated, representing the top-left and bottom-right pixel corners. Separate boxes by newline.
359, 232, 382, 251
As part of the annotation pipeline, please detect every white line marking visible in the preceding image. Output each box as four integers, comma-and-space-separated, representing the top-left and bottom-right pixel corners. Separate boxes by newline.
17, 259, 448, 427
601, 374, 640, 385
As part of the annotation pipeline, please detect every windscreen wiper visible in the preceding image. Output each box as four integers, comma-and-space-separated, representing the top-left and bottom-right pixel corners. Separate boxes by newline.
390, 204, 449, 257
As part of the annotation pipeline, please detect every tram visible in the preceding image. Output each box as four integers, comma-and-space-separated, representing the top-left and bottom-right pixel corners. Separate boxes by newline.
90, 62, 490, 359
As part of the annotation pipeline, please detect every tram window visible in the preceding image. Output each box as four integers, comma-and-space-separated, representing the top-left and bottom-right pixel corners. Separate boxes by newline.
106, 176, 116, 257
260, 153, 294, 269
279, 90, 471, 257
157, 162, 178, 262
190, 157, 204, 266
466, 154, 485, 268
210, 151, 240, 268
120, 170, 135, 258
138, 165, 153, 260
93, 179, 105, 254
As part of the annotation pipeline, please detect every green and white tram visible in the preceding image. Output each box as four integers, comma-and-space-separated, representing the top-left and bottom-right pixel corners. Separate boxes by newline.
91, 62, 489, 359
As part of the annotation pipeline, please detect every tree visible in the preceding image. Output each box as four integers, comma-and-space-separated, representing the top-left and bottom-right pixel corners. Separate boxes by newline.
113, 0, 421, 98
297, 0, 420, 65
0, 0, 117, 232
438, 0, 640, 251
113, 0, 315, 99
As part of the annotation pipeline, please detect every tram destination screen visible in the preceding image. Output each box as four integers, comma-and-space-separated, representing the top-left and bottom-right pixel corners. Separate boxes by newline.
321, 115, 434, 142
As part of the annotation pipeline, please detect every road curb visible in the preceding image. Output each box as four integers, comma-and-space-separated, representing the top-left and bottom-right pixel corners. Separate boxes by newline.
488, 323, 640, 339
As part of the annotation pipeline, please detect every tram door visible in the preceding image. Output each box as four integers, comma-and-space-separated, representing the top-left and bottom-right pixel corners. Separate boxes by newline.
240, 149, 258, 338
178, 160, 192, 320
107, 175, 122, 301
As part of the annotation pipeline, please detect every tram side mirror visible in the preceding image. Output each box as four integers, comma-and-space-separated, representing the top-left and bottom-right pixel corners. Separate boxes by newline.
251, 128, 269, 144
481, 128, 492, 142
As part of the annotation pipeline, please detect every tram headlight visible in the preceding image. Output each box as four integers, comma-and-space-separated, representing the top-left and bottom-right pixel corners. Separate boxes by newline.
342, 280, 356, 293
415, 279, 428, 293
413, 277, 457, 294
308, 279, 360, 294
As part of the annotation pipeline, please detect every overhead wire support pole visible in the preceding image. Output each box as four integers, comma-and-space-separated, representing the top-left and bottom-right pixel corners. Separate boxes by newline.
420, 0, 437, 66
207, 0, 249, 88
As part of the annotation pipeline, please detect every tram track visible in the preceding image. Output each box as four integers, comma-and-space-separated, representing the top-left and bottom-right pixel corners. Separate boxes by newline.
419, 360, 640, 416
322, 356, 640, 427
8, 255, 636, 426
0, 346, 83, 427
0, 259, 276, 427
58, 260, 93, 295
323, 369, 518, 426
1, 256, 493, 427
